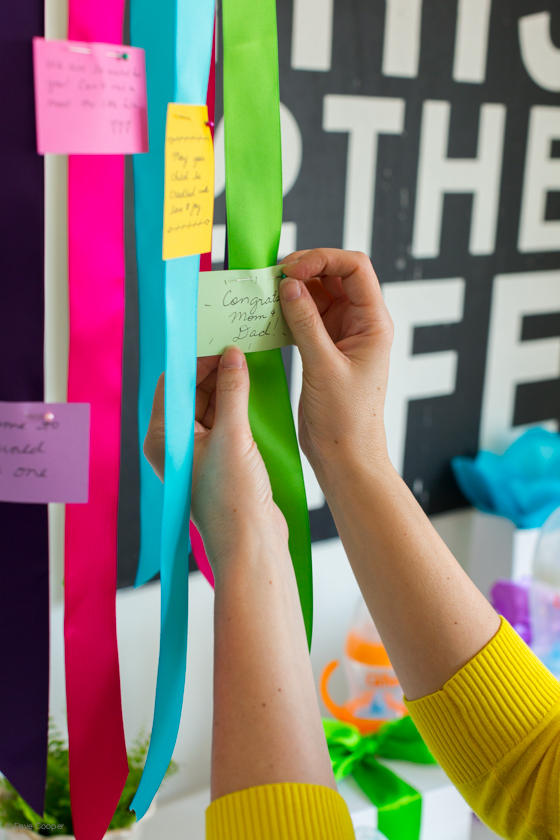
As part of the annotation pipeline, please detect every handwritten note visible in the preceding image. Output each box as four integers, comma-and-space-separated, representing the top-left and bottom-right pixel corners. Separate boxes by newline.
32, 37, 148, 154
197, 266, 293, 356
163, 103, 214, 260
0, 402, 90, 504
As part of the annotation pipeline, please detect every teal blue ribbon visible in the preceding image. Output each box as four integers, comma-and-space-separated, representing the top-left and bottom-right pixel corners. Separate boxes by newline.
130, 0, 215, 817
130, 0, 170, 586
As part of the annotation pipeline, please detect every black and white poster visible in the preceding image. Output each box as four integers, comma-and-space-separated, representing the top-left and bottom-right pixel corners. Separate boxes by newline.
118, 0, 560, 584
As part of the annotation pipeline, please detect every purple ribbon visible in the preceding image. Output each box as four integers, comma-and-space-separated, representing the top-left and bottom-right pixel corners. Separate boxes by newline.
0, 1, 49, 814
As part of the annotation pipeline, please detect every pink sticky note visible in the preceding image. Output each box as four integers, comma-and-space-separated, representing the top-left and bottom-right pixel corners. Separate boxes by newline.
32, 37, 149, 154
0, 402, 90, 504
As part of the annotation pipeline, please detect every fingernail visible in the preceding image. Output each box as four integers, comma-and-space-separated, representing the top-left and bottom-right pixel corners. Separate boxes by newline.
221, 346, 244, 369
280, 278, 302, 302
281, 258, 299, 269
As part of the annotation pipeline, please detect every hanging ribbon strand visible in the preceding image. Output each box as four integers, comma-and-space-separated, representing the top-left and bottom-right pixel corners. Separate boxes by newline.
0, 0, 49, 815
133, 0, 214, 594
222, 0, 313, 643
190, 24, 216, 589
64, 3, 129, 839
130, 0, 215, 818
130, 0, 170, 588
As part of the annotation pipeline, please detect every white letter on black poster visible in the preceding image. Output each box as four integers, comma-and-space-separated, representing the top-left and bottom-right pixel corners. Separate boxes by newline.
324, 95, 405, 256
383, 278, 465, 476
518, 106, 560, 253
480, 270, 560, 452
291, 0, 334, 72
412, 100, 506, 259
453, 0, 492, 84
382, 0, 423, 78
519, 12, 560, 93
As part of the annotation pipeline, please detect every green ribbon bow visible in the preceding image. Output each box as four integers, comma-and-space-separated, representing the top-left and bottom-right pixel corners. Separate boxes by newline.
324, 717, 436, 840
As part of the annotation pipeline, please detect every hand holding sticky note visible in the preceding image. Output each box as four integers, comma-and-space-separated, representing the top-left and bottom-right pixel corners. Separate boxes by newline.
197, 266, 293, 356
163, 103, 214, 260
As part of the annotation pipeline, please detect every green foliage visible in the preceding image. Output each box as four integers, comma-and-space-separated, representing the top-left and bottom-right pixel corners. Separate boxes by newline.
0, 723, 177, 837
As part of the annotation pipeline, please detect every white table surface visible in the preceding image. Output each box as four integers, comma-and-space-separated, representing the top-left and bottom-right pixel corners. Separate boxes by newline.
141, 788, 502, 840
0, 789, 501, 840
141, 789, 210, 840
471, 819, 502, 840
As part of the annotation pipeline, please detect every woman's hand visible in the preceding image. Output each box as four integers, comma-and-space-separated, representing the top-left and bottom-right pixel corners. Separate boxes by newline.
144, 349, 336, 800
281, 249, 501, 705
143, 346, 288, 582
279, 248, 394, 485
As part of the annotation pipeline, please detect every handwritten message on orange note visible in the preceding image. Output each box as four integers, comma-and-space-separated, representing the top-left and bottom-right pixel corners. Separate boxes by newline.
163, 103, 214, 260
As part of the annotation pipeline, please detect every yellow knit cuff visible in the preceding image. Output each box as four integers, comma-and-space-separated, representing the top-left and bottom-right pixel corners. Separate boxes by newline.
405, 618, 560, 787
206, 782, 356, 840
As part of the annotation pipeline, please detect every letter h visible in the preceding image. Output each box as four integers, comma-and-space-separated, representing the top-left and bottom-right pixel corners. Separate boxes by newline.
412, 100, 506, 259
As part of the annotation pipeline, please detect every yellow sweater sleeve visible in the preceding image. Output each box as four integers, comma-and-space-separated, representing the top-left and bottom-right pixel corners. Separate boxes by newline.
206, 782, 356, 840
406, 618, 560, 840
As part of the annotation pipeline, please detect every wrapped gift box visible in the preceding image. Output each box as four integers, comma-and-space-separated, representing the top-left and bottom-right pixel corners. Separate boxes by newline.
468, 511, 540, 598
338, 758, 471, 840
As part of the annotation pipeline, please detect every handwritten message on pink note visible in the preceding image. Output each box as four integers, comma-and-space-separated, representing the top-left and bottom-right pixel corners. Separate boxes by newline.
33, 38, 149, 154
0, 402, 90, 504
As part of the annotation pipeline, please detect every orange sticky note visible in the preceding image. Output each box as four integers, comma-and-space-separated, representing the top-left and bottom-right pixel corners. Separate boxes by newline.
163, 103, 214, 260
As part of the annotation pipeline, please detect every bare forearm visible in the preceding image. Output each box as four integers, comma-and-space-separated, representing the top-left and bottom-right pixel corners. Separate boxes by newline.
323, 458, 500, 701
211, 534, 335, 800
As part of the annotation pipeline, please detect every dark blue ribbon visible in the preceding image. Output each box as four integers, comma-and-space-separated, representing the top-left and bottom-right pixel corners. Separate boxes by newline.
0, 1, 49, 815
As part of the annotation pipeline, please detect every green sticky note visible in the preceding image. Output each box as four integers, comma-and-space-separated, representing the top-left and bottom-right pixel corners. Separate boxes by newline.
197, 265, 294, 356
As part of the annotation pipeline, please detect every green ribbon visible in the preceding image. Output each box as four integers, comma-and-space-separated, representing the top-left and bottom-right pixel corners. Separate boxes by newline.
324, 717, 436, 840
222, 0, 313, 644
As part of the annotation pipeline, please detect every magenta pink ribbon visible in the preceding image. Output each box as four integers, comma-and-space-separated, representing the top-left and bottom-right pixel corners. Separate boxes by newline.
190, 522, 214, 586
65, 4, 128, 840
